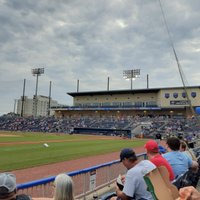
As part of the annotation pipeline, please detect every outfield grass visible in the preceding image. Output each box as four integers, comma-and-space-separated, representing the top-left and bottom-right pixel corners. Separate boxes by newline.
0, 131, 147, 171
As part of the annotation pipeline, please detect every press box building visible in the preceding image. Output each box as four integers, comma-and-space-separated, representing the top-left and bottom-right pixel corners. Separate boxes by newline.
53, 86, 200, 118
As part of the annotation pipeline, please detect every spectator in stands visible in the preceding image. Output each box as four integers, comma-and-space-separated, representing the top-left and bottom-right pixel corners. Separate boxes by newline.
163, 137, 198, 178
111, 148, 156, 200
158, 145, 167, 154
144, 140, 175, 181
177, 186, 200, 200
33, 173, 74, 200
0, 172, 31, 200
179, 140, 197, 161
155, 133, 162, 141
53, 173, 74, 200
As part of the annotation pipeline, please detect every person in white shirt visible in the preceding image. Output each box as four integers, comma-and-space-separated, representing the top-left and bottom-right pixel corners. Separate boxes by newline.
111, 148, 156, 200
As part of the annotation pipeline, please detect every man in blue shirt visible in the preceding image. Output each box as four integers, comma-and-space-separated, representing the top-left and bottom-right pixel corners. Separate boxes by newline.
162, 137, 198, 178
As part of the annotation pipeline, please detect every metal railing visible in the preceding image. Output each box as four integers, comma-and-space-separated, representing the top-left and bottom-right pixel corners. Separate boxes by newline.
17, 153, 147, 199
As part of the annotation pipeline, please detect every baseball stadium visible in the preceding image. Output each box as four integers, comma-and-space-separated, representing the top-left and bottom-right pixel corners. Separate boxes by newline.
1, 83, 200, 199
1, 0, 200, 199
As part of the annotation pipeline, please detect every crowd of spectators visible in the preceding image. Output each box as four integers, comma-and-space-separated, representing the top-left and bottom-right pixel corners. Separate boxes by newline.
0, 114, 200, 141
102, 135, 200, 200
0, 114, 199, 147
0, 114, 134, 133
1, 116, 200, 200
109, 135, 200, 199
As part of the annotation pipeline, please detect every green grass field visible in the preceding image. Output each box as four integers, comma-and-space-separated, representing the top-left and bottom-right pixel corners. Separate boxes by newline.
0, 131, 147, 171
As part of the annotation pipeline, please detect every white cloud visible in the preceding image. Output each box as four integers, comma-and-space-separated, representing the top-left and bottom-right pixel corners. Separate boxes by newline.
0, 0, 200, 115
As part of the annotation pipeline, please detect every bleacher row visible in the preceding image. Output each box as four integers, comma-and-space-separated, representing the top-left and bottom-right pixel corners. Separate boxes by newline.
0, 114, 200, 140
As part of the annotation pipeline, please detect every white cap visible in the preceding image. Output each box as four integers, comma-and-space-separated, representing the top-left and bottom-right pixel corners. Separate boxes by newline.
0, 173, 16, 194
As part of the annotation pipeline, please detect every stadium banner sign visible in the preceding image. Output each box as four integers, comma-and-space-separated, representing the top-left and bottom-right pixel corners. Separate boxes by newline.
170, 100, 189, 105
89, 170, 96, 191
59, 107, 161, 111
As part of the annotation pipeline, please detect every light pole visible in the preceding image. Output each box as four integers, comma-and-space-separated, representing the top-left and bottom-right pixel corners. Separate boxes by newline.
13, 99, 17, 114
48, 81, 52, 116
123, 69, 140, 89
77, 79, 79, 92
21, 79, 26, 117
32, 68, 44, 117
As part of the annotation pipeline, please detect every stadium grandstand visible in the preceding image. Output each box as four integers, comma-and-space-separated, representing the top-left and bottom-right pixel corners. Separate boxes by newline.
1, 85, 200, 199
52, 85, 200, 118
1, 85, 200, 140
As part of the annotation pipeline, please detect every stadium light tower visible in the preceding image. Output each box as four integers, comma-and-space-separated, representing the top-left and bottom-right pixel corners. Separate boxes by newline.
32, 68, 44, 117
123, 69, 140, 90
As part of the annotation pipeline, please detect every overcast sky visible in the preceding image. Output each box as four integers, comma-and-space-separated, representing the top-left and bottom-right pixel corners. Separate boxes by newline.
0, 0, 200, 115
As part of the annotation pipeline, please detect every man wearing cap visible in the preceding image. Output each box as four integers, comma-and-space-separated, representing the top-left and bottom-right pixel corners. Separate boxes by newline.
111, 148, 156, 200
144, 140, 175, 181
0, 173, 31, 200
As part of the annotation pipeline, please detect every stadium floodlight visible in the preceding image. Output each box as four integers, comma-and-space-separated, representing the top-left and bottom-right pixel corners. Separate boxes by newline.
123, 69, 140, 90
32, 68, 44, 117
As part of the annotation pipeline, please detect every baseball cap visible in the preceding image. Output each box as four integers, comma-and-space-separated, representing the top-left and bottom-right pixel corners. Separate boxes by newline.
120, 148, 135, 161
144, 140, 159, 153
0, 173, 16, 194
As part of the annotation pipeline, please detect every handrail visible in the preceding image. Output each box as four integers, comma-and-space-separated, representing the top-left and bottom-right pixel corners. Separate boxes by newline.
17, 153, 146, 197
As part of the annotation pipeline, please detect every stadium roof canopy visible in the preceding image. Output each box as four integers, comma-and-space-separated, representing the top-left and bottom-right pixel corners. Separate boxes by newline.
67, 85, 200, 97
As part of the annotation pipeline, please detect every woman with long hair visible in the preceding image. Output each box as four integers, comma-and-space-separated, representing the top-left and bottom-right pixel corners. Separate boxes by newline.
54, 174, 74, 200
33, 174, 74, 200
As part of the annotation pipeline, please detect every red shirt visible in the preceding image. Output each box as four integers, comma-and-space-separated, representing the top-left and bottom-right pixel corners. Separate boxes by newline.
150, 154, 175, 181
